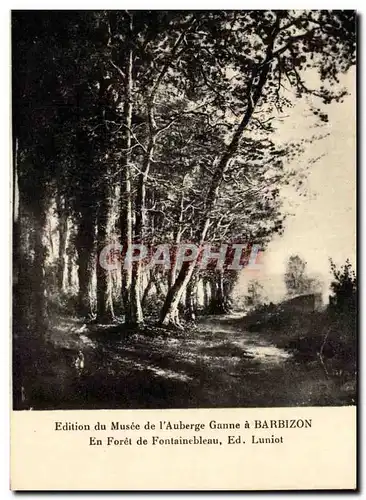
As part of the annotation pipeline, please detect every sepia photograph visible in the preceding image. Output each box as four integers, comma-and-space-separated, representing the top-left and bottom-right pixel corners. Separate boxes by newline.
12, 9, 357, 412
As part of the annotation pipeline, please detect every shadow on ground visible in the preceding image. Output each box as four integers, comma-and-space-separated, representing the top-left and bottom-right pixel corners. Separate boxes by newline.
23, 314, 356, 410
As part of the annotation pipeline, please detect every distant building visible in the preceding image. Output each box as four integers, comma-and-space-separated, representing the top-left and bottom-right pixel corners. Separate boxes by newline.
280, 293, 323, 313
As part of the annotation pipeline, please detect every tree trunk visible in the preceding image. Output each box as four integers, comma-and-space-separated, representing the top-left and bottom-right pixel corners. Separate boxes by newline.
66, 239, 75, 292
203, 277, 210, 311
129, 268, 143, 325
31, 204, 49, 331
23, 193, 49, 408
209, 270, 229, 314
132, 25, 193, 325
120, 14, 133, 319
96, 190, 115, 323
185, 277, 196, 322
66, 223, 75, 291
169, 190, 185, 289
129, 107, 156, 326
76, 210, 95, 317
160, 220, 210, 326
160, 260, 198, 327
121, 161, 132, 314
56, 194, 68, 293
141, 274, 154, 310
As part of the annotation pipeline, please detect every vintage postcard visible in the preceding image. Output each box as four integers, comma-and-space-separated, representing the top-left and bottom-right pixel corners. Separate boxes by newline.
11, 9, 357, 490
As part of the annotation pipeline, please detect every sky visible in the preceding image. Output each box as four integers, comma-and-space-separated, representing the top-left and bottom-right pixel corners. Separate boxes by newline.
235, 67, 356, 303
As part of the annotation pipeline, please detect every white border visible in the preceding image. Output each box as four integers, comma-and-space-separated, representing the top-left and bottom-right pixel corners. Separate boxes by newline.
1, 4, 362, 498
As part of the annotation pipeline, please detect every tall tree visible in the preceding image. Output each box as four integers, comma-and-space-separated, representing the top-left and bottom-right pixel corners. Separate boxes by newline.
159, 10, 356, 325
284, 254, 310, 297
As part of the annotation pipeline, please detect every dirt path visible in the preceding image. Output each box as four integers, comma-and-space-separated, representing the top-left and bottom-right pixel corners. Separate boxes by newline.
39, 313, 346, 410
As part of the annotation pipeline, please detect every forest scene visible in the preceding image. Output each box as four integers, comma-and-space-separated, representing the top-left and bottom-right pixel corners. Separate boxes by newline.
12, 10, 357, 410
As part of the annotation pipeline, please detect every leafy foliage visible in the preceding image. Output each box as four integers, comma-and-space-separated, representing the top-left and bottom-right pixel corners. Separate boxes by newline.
329, 258, 357, 314
284, 254, 322, 297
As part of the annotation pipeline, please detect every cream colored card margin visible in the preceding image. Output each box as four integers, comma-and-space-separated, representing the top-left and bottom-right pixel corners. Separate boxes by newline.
11, 406, 356, 490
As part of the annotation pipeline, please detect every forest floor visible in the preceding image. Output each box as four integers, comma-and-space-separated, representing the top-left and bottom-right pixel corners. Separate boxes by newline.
29, 313, 356, 410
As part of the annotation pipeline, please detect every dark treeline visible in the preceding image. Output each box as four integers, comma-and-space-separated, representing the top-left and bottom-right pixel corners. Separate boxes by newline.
12, 11, 356, 406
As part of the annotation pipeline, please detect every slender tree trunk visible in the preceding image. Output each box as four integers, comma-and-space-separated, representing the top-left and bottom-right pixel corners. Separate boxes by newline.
223, 278, 233, 311
208, 270, 229, 314
203, 277, 210, 311
160, 260, 200, 327
169, 190, 185, 289
141, 273, 153, 310
120, 14, 133, 320
77, 252, 93, 317
96, 268, 114, 322
66, 222, 75, 291
132, 25, 195, 326
160, 220, 210, 326
208, 276, 217, 312
76, 210, 95, 317
130, 106, 156, 326
96, 189, 115, 323
94, 47, 117, 323
195, 283, 200, 311
121, 163, 133, 313
129, 162, 148, 326
185, 277, 196, 322
56, 194, 68, 293
31, 201, 49, 331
